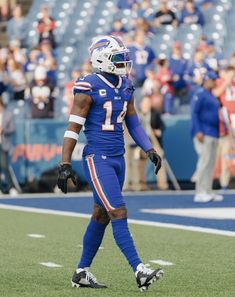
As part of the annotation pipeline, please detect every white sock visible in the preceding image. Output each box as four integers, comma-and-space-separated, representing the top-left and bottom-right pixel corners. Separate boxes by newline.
76, 267, 90, 273
136, 263, 144, 271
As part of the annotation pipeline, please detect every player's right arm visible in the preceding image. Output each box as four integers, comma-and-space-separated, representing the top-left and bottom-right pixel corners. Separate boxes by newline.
58, 92, 92, 193
61, 93, 92, 164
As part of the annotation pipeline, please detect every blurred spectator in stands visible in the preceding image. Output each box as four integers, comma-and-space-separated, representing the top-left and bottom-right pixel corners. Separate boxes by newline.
179, 0, 205, 26
170, 0, 185, 11
37, 6, 56, 48
156, 56, 174, 114
27, 66, 55, 118
142, 66, 163, 111
169, 41, 188, 104
37, 39, 57, 87
186, 48, 211, 100
138, 96, 168, 190
0, 1, 11, 23
136, 0, 154, 21
81, 59, 92, 76
108, 19, 127, 37
191, 71, 223, 202
64, 68, 82, 114
0, 61, 7, 96
117, 0, 137, 10
154, 0, 178, 28
0, 96, 18, 196
128, 30, 156, 87
24, 48, 41, 84
8, 39, 27, 65
194, 0, 214, 11
200, 39, 225, 72
7, 5, 27, 46
213, 66, 235, 191
0, 47, 8, 103
6, 57, 26, 101
0, 45, 8, 64
131, 17, 154, 36
230, 52, 235, 68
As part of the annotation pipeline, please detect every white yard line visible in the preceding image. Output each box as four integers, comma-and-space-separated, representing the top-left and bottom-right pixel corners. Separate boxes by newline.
0, 190, 235, 199
150, 260, 174, 266
0, 192, 93, 199
0, 203, 235, 237
141, 207, 235, 220
27, 233, 45, 238
39, 262, 63, 268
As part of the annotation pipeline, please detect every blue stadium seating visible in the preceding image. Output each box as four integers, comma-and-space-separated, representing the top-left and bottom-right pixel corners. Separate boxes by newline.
22, 0, 235, 115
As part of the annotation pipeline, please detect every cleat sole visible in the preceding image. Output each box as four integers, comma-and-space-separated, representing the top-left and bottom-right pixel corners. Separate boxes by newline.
140, 286, 148, 292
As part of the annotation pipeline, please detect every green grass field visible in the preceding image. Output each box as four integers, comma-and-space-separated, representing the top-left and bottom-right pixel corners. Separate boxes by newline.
0, 209, 235, 297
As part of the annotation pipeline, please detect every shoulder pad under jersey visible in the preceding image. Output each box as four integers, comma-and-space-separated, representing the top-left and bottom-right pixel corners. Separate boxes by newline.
73, 74, 95, 96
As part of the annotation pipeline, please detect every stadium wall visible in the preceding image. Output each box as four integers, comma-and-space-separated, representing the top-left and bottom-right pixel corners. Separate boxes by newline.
11, 116, 196, 185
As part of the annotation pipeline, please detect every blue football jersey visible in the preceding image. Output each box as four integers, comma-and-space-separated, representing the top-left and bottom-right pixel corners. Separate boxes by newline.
73, 73, 134, 156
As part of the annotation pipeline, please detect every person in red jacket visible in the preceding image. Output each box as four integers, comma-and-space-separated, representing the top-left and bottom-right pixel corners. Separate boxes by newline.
213, 66, 235, 191
37, 6, 56, 48
156, 56, 174, 114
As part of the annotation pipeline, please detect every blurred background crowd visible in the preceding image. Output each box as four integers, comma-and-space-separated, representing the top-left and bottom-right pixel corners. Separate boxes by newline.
0, 0, 235, 195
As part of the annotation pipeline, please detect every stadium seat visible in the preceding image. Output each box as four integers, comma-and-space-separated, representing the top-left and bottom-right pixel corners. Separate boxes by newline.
21, 0, 235, 118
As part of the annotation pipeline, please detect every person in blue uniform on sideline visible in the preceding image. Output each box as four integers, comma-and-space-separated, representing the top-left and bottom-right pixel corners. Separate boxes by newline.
191, 71, 223, 203
57, 35, 163, 291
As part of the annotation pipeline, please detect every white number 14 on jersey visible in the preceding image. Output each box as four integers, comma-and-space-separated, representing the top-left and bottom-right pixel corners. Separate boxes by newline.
102, 101, 128, 131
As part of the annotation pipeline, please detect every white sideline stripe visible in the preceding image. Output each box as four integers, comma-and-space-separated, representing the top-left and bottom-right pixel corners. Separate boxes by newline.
27, 233, 45, 238
128, 219, 235, 237
141, 207, 235, 220
150, 260, 174, 266
0, 192, 94, 199
39, 262, 63, 268
1, 190, 235, 199
0, 204, 235, 237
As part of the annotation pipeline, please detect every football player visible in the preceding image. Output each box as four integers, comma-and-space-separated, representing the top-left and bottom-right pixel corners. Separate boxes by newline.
57, 35, 163, 292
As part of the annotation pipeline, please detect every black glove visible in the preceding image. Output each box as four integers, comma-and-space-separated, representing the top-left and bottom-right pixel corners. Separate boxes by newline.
147, 149, 162, 175
57, 163, 77, 194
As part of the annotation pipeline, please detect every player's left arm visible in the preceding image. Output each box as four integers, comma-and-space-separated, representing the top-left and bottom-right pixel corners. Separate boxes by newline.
125, 96, 162, 174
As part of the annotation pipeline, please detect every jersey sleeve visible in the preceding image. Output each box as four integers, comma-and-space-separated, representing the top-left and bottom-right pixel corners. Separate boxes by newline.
191, 91, 203, 134
73, 76, 93, 96
124, 77, 135, 99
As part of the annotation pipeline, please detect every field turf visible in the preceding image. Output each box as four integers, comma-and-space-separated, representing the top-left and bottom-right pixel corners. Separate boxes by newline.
0, 208, 234, 297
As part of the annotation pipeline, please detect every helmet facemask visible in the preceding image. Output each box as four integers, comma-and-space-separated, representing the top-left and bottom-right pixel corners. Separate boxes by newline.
109, 51, 132, 76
